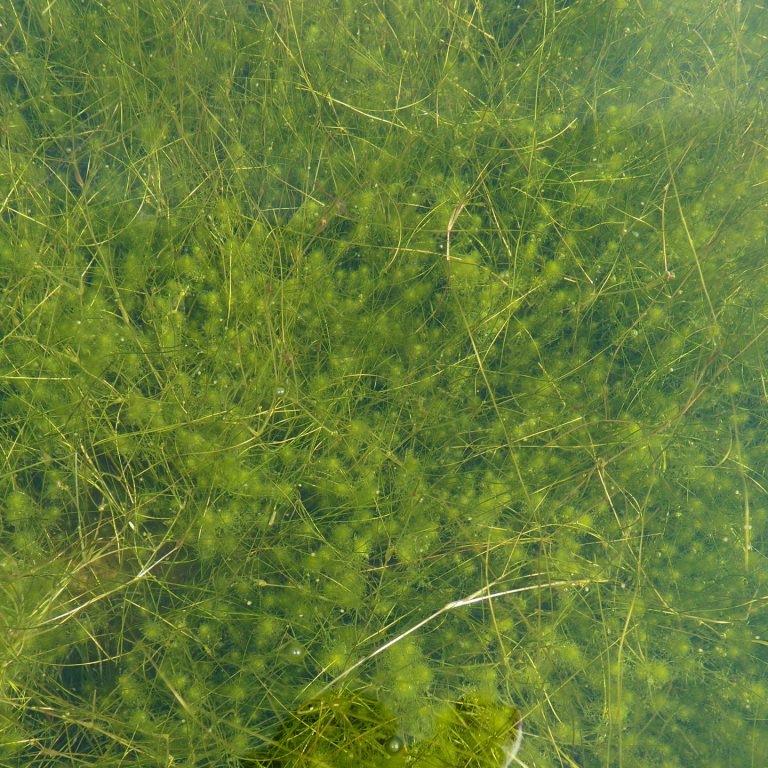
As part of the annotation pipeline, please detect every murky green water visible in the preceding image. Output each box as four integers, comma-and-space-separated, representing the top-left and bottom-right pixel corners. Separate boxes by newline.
1, 1, 766, 766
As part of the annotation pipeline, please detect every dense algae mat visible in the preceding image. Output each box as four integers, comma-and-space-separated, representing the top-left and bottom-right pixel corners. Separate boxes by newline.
240, 690, 522, 768
1, 0, 768, 766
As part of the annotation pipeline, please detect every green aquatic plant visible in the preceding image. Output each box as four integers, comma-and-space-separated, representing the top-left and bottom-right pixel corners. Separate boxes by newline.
241, 689, 522, 768
241, 690, 407, 768
1, 0, 767, 766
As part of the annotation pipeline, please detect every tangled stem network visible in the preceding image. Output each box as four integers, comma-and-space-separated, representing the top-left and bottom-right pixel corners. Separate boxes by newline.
0, 0, 767, 766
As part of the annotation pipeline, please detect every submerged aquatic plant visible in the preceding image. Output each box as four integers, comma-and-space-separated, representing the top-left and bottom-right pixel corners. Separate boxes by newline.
1, 1, 767, 767
241, 690, 406, 768
241, 689, 522, 768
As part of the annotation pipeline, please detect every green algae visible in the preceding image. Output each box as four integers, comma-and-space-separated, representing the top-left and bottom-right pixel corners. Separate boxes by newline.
242, 690, 521, 768
241, 690, 408, 768
1, 1, 767, 766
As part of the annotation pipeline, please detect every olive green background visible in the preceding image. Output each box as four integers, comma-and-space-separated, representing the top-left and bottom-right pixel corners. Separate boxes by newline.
1, 1, 766, 766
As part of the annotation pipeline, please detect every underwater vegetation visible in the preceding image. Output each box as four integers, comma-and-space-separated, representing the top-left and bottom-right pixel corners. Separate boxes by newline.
241, 690, 409, 768
241, 690, 522, 768
1, 0, 767, 766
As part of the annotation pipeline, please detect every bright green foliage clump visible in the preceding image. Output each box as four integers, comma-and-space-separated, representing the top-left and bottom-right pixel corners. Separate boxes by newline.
1, 0, 767, 767
242, 690, 520, 768
417, 694, 522, 768
242, 690, 407, 768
